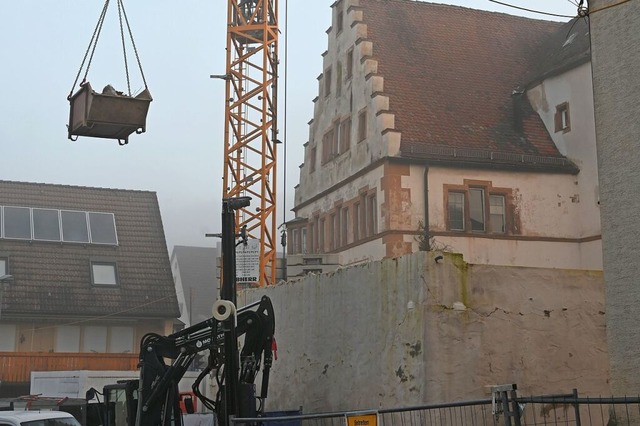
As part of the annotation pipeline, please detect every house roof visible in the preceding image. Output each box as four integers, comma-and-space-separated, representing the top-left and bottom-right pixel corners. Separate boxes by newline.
0, 180, 179, 319
360, 0, 573, 169
527, 17, 591, 86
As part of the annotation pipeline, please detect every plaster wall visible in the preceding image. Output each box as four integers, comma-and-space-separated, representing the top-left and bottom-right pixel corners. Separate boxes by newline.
398, 166, 603, 269
295, 0, 397, 209
296, 164, 383, 219
241, 252, 609, 413
527, 63, 601, 235
428, 167, 590, 238
435, 236, 602, 270
590, 0, 640, 396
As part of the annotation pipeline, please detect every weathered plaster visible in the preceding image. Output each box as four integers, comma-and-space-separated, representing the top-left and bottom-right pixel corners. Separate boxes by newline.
527, 62, 601, 236
590, 0, 640, 396
240, 252, 609, 413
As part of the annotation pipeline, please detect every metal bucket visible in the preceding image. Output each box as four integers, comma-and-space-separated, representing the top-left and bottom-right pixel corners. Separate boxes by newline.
68, 82, 152, 144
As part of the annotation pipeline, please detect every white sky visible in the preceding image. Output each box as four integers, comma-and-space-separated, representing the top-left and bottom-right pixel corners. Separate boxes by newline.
0, 1, 578, 252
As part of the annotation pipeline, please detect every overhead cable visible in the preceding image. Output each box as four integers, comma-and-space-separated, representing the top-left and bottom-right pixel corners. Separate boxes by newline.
488, 0, 576, 18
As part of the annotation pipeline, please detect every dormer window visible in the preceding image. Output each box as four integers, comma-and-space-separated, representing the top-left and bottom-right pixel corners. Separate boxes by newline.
555, 102, 571, 133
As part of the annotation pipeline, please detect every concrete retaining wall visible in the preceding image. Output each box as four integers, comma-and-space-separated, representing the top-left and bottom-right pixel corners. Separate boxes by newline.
241, 252, 609, 413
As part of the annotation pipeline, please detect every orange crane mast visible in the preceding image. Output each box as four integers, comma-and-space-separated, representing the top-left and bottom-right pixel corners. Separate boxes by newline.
222, 0, 279, 287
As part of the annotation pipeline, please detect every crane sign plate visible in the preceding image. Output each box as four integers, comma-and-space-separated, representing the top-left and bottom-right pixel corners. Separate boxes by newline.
236, 238, 260, 285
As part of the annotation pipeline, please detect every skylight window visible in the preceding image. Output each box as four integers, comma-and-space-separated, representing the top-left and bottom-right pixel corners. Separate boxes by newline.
3, 207, 31, 240
0, 206, 118, 245
89, 212, 118, 245
33, 208, 61, 241
61, 210, 90, 243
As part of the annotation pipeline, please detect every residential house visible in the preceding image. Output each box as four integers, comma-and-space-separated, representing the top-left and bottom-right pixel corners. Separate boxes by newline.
0, 180, 179, 396
289, 0, 601, 270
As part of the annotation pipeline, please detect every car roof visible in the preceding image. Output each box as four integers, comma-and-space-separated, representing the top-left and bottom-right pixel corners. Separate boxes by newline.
0, 411, 76, 422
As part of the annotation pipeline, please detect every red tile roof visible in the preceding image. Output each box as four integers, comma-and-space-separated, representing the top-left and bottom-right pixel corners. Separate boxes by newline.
361, 0, 567, 163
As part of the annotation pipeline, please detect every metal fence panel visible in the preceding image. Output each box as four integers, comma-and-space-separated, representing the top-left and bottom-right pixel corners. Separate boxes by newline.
231, 393, 640, 426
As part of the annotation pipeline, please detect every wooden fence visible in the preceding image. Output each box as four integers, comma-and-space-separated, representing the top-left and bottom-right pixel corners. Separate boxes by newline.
0, 352, 139, 383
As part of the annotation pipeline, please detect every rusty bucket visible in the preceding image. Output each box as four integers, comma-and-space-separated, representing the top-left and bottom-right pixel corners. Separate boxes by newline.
68, 82, 152, 145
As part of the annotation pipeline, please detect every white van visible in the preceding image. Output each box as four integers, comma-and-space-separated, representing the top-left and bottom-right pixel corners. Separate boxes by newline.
0, 411, 81, 426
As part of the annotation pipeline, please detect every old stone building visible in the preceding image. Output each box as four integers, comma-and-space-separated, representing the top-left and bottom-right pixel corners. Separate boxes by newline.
289, 0, 601, 271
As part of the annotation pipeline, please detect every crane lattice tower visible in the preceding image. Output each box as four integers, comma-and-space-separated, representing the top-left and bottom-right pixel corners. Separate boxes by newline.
223, 0, 279, 287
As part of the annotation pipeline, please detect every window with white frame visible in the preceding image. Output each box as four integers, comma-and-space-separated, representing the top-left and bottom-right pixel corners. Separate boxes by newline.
447, 192, 465, 231
55, 325, 81, 352
4, 207, 31, 240
89, 212, 118, 245
83, 326, 107, 352
354, 202, 361, 241
0, 324, 16, 351
319, 219, 325, 253
109, 326, 134, 353
301, 228, 307, 253
446, 183, 510, 234
555, 102, 571, 133
62, 210, 89, 243
33, 208, 61, 241
332, 213, 339, 250
91, 262, 118, 286
490, 195, 506, 233
366, 194, 377, 237
469, 188, 486, 232
0, 258, 7, 277
0, 206, 117, 245
341, 207, 349, 246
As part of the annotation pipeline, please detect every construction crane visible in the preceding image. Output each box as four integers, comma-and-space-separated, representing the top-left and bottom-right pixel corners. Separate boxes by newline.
222, 0, 279, 287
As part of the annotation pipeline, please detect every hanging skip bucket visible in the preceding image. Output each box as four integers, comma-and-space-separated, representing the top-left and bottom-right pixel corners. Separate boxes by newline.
67, 0, 152, 145
68, 82, 151, 143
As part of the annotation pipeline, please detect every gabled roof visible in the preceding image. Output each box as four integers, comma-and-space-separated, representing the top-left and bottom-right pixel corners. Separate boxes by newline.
527, 17, 591, 86
360, 0, 573, 170
0, 180, 179, 319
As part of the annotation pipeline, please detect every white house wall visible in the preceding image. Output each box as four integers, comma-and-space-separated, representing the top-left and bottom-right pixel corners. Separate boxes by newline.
429, 168, 585, 237
396, 166, 603, 269
527, 62, 601, 236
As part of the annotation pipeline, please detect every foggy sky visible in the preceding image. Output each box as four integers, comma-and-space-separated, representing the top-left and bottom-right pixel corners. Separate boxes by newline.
0, 1, 577, 252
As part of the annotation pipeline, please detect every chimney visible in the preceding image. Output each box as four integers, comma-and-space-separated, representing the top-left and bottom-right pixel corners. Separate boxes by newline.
511, 87, 525, 133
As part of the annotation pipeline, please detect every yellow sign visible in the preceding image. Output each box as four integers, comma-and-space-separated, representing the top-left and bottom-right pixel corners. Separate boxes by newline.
345, 413, 378, 426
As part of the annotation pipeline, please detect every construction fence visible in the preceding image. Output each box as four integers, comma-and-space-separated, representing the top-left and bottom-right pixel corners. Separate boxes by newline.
230, 385, 640, 426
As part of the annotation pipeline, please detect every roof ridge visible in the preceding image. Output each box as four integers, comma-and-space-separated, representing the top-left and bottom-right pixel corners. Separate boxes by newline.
359, 0, 570, 24
0, 179, 156, 194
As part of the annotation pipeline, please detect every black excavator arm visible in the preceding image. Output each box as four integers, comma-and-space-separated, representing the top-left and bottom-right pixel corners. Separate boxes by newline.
134, 295, 275, 426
